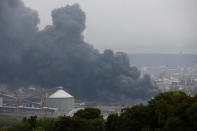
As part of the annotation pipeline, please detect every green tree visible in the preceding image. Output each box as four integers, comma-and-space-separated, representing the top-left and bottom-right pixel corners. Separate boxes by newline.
162, 117, 188, 131
73, 108, 102, 119
148, 91, 193, 128
105, 113, 120, 131
187, 101, 197, 130
54, 116, 72, 131
32, 127, 45, 131
22, 116, 37, 130
118, 105, 154, 131
0, 127, 11, 131
12, 122, 31, 131
37, 117, 56, 131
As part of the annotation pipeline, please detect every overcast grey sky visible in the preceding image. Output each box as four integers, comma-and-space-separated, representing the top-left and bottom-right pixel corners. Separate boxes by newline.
22, 0, 197, 54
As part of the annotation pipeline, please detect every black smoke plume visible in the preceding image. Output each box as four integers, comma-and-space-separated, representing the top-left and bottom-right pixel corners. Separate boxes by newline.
0, 0, 159, 103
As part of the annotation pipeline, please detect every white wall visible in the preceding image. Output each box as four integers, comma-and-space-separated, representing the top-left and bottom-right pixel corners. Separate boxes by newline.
0, 97, 3, 106
46, 97, 74, 116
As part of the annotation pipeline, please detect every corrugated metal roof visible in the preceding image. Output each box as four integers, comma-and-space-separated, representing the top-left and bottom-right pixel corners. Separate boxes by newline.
49, 89, 73, 98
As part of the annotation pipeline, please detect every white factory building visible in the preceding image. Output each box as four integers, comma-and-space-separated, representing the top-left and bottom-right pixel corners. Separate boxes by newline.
46, 87, 74, 116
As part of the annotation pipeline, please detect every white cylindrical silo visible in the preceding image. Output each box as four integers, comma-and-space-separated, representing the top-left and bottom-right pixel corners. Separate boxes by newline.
46, 87, 74, 116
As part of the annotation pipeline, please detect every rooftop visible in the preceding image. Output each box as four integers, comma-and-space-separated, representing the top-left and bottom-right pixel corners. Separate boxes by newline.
49, 89, 73, 98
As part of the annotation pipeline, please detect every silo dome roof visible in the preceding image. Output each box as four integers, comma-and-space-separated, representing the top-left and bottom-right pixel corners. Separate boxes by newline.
49, 89, 73, 98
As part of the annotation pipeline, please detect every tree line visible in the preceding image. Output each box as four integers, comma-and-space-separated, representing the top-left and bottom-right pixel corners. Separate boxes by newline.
1, 91, 197, 131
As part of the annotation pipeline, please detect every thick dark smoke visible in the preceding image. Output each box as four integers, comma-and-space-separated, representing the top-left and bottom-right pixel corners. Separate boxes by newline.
0, 0, 39, 83
0, 0, 159, 103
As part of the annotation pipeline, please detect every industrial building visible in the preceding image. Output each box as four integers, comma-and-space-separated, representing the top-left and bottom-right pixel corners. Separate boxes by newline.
0, 94, 56, 117
0, 87, 74, 117
47, 87, 74, 116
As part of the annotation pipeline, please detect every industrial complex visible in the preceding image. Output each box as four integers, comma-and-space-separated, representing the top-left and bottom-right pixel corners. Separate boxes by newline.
0, 86, 74, 117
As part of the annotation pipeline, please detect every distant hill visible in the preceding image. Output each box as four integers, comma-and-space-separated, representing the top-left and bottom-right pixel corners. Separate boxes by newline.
128, 54, 197, 68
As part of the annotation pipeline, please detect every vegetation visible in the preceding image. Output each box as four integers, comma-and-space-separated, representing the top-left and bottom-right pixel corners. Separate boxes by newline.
106, 91, 197, 131
1, 91, 197, 131
0, 117, 21, 128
